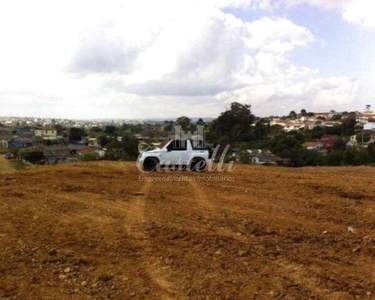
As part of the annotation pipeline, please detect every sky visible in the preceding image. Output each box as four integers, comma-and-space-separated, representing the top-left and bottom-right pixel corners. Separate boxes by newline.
0, 0, 374, 119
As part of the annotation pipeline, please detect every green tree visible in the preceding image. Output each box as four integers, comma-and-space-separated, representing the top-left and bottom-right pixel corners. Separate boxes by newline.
18, 148, 44, 164
342, 112, 357, 135
325, 151, 343, 166
121, 124, 129, 131
90, 126, 102, 133
367, 142, 375, 162
354, 148, 370, 165
129, 124, 142, 133
209, 102, 254, 143
106, 135, 139, 161
343, 148, 357, 165
306, 127, 324, 139
53, 124, 65, 135
98, 135, 109, 147
325, 125, 343, 135
238, 151, 251, 164
289, 111, 297, 120
218, 135, 230, 148
104, 125, 116, 135
331, 114, 342, 121
197, 118, 206, 126
270, 124, 284, 135
163, 121, 174, 132
81, 152, 97, 162
300, 109, 307, 117
254, 120, 268, 140
332, 138, 346, 151
356, 133, 371, 144
289, 148, 319, 167
175, 116, 191, 131
69, 128, 85, 142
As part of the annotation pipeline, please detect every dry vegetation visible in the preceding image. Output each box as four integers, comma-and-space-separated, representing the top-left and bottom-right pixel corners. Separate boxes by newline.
0, 156, 15, 175
1, 162, 375, 299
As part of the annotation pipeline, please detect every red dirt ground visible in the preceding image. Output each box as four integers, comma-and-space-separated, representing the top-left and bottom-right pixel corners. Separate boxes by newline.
1, 162, 375, 299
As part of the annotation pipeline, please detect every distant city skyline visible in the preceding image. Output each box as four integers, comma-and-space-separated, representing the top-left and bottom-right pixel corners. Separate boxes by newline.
0, 0, 374, 119
0, 103, 373, 121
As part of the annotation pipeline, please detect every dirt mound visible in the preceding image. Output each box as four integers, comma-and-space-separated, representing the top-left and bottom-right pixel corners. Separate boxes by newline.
1, 162, 375, 299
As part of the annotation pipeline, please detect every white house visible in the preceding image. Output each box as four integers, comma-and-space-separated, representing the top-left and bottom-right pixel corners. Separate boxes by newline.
302, 141, 324, 151
1, 139, 9, 148
35, 128, 57, 138
364, 122, 375, 131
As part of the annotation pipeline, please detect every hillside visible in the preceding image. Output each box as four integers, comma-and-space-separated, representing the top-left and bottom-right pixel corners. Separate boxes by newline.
1, 162, 375, 299
0, 156, 14, 174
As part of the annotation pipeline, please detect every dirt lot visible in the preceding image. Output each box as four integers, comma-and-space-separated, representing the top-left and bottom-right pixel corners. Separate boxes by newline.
1, 162, 375, 299
0, 156, 15, 175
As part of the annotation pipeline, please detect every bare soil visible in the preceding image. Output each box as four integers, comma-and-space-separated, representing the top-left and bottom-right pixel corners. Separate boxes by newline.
1, 162, 375, 299
0, 156, 14, 175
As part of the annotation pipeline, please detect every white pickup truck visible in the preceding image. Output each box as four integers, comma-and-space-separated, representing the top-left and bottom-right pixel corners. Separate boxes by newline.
138, 139, 211, 172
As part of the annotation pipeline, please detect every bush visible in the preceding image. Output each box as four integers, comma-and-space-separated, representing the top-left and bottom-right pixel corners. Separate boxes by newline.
11, 160, 26, 170
332, 138, 346, 151
90, 126, 102, 133
367, 143, 375, 162
326, 151, 343, 166
99, 135, 109, 147
18, 147, 44, 164
331, 114, 342, 121
343, 148, 357, 165
315, 152, 342, 166
356, 133, 371, 143
354, 148, 370, 165
69, 127, 86, 142
326, 125, 343, 135
80, 152, 97, 162
105, 135, 139, 161
238, 151, 251, 164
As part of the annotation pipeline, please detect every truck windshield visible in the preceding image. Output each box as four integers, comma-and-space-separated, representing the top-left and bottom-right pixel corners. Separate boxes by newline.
169, 140, 187, 150
190, 138, 207, 150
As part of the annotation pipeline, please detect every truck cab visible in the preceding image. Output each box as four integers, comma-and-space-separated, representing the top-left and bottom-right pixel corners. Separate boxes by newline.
139, 139, 211, 172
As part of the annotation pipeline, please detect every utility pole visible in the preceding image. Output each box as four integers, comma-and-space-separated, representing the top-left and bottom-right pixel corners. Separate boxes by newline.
362, 128, 364, 147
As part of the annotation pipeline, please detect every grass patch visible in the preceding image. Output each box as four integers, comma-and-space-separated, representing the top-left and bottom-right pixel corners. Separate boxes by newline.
80, 152, 97, 162
10, 160, 26, 170
0, 147, 8, 154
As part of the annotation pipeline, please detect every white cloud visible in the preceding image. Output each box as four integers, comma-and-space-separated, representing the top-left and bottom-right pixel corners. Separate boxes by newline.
215, 75, 358, 116
284, 0, 349, 10
0, 0, 360, 118
211, 0, 273, 9
245, 17, 315, 53
342, 0, 375, 29
306, 77, 359, 105
285, 0, 375, 29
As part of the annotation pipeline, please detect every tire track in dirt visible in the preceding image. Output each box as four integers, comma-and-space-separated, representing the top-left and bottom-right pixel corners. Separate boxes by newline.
188, 179, 249, 243
46, 179, 180, 299
271, 259, 333, 299
196, 180, 353, 234
189, 181, 359, 298
188, 180, 214, 210
188, 179, 336, 297
125, 180, 182, 300
125, 181, 151, 231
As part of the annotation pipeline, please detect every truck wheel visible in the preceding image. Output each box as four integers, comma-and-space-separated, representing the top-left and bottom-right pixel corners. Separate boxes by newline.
143, 157, 159, 172
189, 158, 207, 172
